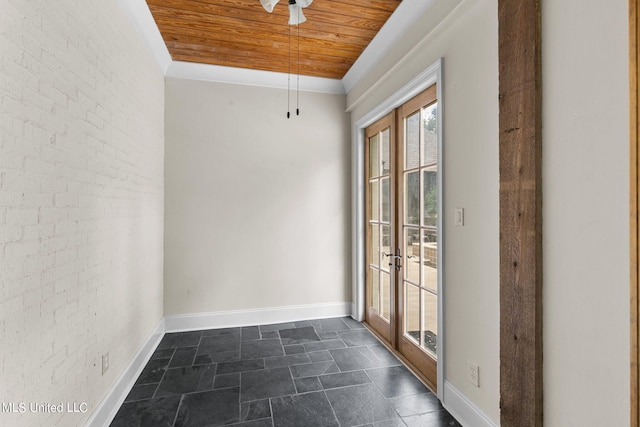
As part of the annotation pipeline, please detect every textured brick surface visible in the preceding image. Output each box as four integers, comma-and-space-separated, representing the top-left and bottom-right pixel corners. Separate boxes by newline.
0, 1, 164, 426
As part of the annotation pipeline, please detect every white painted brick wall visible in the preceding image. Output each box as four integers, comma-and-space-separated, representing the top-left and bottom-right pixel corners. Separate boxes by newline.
0, 0, 164, 426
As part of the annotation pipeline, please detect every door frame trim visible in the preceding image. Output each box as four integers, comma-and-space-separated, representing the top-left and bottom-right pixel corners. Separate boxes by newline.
630, 0, 639, 425
352, 58, 444, 398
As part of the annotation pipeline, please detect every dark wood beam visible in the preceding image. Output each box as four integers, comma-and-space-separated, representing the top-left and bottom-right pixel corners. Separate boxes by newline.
498, 0, 543, 426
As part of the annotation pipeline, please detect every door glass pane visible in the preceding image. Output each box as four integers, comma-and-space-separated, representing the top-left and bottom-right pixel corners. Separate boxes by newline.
405, 283, 420, 345
422, 290, 437, 356
369, 134, 379, 178
370, 180, 379, 222
422, 103, 438, 167
370, 268, 379, 313
405, 171, 419, 225
370, 224, 379, 267
405, 112, 420, 169
381, 225, 390, 270
381, 128, 390, 175
404, 228, 420, 284
423, 169, 437, 227
381, 272, 390, 320
422, 229, 437, 292
381, 177, 390, 223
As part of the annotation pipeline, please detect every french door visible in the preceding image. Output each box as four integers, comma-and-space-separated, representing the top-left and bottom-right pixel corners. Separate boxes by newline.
365, 112, 395, 344
365, 85, 440, 390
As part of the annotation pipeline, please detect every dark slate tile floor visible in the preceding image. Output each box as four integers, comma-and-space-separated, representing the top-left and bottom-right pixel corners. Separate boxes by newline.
110, 317, 461, 427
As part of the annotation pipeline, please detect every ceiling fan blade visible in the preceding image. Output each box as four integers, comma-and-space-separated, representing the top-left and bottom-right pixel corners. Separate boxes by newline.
260, 0, 279, 13
296, 0, 312, 8
288, 4, 306, 25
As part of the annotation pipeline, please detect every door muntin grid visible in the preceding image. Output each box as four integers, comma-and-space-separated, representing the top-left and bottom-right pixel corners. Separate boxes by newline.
402, 101, 438, 357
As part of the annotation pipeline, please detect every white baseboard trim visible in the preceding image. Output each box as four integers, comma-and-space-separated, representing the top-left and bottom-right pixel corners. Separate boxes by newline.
84, 308, 496, 427
84, 318, 165, 427
442, 381, 498, 427
84, 303, 352, 426
164, 302, 352, 333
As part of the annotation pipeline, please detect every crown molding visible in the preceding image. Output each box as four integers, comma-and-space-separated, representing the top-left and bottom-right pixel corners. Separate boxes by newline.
341, 0, 438, 93
166, 61, 346, 94
117, 0, 171, 73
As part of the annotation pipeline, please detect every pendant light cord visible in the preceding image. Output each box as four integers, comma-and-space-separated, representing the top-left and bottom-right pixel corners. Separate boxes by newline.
296, 7, 300, 116
286, 2, 303, 118
287, 22, 291, 119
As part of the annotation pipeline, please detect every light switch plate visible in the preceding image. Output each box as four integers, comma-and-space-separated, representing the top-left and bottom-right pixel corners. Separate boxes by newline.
455, 207, 464, 226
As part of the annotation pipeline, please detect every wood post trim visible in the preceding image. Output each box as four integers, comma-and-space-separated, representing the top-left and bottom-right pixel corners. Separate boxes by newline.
498, 1, 543, 425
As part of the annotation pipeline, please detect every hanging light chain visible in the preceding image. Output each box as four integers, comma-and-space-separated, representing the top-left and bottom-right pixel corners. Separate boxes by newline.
287, 20, 291, 119
285, 0, 303, 118
296, 4, 300, 116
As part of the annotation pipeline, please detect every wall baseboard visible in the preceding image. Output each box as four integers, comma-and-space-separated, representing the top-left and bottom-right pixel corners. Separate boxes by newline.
84, 302, 352, 426
443, 381, 498, 427
89, 304, 505, 427
164, 302, 353, 333
84, 318, 165, 427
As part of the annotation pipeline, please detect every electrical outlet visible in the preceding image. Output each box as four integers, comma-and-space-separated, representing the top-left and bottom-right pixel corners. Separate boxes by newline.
468, 361, 479, 387
102, 352, 109, 375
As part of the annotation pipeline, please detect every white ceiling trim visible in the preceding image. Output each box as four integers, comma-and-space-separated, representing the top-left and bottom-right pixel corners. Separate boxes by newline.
341, 0, 438, 93
117, 0, 171, 73
117, 0, 436, 95
166, 61, 346, 94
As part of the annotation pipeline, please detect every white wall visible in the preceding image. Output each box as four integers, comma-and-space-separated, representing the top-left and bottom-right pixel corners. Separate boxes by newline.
0, 0, 165, 426
349, 0, 631, 425
542, 0, 630, 426
348, 0, 500, 423
164, 78, 351, 316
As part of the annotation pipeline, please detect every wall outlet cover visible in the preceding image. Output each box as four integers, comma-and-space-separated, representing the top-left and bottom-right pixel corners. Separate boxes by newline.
102, 353, 110, 375
468, 361, 479, 387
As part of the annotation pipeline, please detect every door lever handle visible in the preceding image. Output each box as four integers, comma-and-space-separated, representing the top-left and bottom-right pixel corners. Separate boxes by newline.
383, 252, 401, 260
384, 249, 402, 270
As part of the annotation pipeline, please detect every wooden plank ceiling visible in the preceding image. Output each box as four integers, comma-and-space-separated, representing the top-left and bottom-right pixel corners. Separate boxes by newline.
146, 0, 402, 79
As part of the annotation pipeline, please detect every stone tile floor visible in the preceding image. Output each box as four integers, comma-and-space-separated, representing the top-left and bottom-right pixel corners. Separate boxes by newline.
110, 317, 461, 427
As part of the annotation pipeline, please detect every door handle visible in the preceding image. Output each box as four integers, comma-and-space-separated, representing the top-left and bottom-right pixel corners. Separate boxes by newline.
383, 248, 402, 258
388, 253, 402, 268
385, 249, 402, 270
